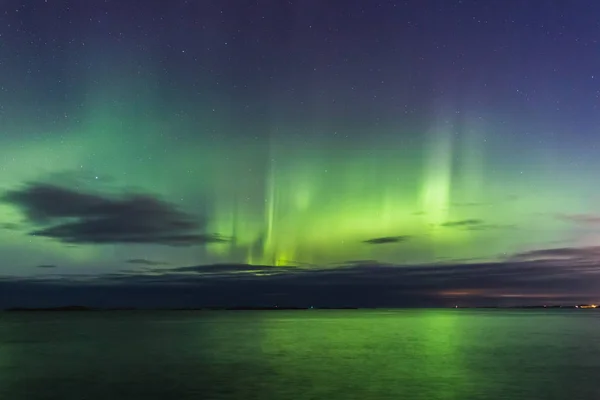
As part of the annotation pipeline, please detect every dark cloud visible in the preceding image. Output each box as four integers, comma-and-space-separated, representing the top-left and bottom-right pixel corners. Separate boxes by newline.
0, 255, 600, 307
4, 243, 600, 308
139, 263, 327, 278
3, 183, 229, 246
3, 245, 600, 308
35, 264, 57, 269
126, 259, 171, 266
363, 236, 411, 245
440, 219, 483, 228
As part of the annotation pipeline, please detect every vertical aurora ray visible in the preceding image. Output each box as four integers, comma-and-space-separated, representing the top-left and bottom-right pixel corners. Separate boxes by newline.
456, 117, 485, 207
260, 152, 282, 266
204, 130, 415, 265
201, 114, 498, 267
421, 121, 454, 227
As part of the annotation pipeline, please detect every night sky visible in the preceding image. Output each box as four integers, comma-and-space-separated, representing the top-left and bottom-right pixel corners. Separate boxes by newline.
2, 0, 600, 307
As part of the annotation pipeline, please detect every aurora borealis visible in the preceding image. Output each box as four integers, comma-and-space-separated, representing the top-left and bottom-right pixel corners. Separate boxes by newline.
3, 0, 600, 306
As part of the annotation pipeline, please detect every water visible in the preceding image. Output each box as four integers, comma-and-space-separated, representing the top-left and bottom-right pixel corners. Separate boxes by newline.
0, 309, 599, 399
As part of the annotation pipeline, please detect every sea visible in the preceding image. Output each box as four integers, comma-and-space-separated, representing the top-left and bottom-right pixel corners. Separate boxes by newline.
0, 309, 599, 400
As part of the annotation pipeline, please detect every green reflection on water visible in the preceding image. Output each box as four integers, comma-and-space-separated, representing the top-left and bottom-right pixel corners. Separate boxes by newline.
259, 310, 472, 399
2, 310, 600, 400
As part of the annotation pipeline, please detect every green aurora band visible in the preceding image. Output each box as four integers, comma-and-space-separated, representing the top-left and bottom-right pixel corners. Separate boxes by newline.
0, 59, 591, 274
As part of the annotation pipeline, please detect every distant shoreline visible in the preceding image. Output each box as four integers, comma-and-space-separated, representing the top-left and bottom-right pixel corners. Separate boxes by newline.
3, 305, 598, 312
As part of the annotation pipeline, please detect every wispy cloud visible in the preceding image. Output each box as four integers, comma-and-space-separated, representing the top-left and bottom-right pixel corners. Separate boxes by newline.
451, 202, 488, 208
126, 259, 171, 266
557, 213, 600, 225
1, 223, 21, 230
440, 219, 514, 231
509, 246, 600, 263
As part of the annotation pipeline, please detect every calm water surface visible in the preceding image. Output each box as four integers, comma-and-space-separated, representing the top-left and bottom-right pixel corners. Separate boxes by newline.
0, 309, 599, 399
